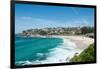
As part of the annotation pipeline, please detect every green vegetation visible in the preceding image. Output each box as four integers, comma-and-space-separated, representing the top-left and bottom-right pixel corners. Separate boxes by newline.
81, 26, 94, 34
38, 30, 48, 35
70, 43, 95, 62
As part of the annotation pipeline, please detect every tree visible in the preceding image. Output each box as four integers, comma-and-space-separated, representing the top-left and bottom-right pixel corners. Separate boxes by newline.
38, 30, 47, 35
22, 30, 27, 35
81, 26, 94, 34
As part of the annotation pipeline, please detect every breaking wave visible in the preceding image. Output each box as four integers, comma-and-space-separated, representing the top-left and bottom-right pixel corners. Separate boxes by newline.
16, 38, 82, 66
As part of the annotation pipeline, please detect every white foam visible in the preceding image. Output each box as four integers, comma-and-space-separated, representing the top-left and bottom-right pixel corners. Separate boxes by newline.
16, 38, 82, 65
33, 38, 82, 64
37, 53, 44, 56
16, 60, 34, 65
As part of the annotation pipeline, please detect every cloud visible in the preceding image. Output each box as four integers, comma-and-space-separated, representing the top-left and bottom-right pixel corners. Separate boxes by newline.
21, 16, 33, 20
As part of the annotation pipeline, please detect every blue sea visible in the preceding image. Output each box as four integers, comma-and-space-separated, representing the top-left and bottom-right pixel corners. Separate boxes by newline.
15, 35, 77, 66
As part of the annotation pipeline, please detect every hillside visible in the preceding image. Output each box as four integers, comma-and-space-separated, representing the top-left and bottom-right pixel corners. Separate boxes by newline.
70, 43, 95, 62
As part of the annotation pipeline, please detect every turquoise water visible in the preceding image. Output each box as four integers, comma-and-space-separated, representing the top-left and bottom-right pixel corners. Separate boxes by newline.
15, 36, 63, 66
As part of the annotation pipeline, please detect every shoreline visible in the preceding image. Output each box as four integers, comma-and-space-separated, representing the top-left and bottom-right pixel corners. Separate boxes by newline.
54, 35, 94, 61
22, 35, 94, 53
16, 35, 94, 65
58, 35, 94, 49
31, 35, 94, 61
29, 35, 94, 49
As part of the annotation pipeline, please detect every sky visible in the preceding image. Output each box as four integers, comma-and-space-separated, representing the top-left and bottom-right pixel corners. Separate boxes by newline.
15, 4, 94, 33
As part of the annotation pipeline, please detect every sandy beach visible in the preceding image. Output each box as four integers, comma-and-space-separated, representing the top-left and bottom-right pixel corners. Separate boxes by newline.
15, 35, 94, 64
45, 35, 94, 63
51, 35, 94, 50
30, 35, 94, 49
52, 35, 94, 62
60, 35, 94, 49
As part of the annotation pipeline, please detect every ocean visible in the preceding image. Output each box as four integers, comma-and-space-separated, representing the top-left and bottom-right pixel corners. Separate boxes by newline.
15, 35, 78, 66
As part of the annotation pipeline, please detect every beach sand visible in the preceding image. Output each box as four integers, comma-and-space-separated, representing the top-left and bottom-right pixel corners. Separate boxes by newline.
51, 35, 94, 63
60, 35, 94, 49
15, 35, 94, 65
54, 35, 94, 62
41, 35, 94, 49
